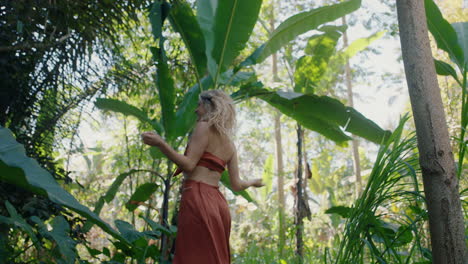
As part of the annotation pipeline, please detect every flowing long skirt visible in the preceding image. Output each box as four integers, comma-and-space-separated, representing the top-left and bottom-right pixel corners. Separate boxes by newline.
172, 179, 231, 264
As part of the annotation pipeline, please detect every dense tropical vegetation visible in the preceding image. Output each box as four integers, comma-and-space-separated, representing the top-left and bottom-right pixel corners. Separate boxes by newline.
0, 0, 466, 263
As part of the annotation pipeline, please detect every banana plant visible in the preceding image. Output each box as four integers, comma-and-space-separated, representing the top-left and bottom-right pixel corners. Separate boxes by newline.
425, 0, 468, 177
0, 126, 130, 245
159, 0, 390, 146
232, 28, 387, 145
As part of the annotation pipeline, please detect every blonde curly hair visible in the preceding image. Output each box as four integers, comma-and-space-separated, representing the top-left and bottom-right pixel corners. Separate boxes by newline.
199, 90, 236, 138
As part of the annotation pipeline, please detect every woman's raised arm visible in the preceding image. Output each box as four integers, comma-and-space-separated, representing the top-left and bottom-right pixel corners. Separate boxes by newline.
141, 121, 209, 172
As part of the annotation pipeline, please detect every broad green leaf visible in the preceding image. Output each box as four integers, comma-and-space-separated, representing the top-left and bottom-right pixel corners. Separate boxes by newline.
198, 0, 262, 84
140, 215, 176, 236
220, 171, 255, 203
0, 201, 39, 246
174, 76, 213, 138
104, 170, 141, 203
393, 225, 414, 247
246, 0, 361, 65
38, 216, 77, 264
169, 1, 207, 78
304, 25, 345, 56
149, 1, 162, 41
0, 127, 128, 244
294, 29, 342, 94
150, 46, 176, 141
425, 0, 464, 69
125, 183, 159, 211
261, 155, 274, 200
95, 98, 163, 134
325, 205, 352, 218
342, 31, 385, 59
434, 59, 459, 80
83, 170, 141, 232
218, 70, 256, 86
115, 220, 144, 243
232, 85, 390, 145
452, 22, 468, 69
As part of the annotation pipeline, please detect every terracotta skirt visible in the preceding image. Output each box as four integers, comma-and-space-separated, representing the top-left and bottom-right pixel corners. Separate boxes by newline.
172, 179, 231, 264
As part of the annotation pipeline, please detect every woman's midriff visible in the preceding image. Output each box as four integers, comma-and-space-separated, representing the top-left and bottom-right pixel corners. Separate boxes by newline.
184, 165, 222, 187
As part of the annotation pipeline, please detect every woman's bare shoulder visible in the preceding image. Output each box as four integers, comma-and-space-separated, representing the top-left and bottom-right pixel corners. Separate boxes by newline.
192, 121, 211, 136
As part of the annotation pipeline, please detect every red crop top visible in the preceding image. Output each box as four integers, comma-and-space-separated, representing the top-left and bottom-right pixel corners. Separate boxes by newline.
173, 151, 227, 176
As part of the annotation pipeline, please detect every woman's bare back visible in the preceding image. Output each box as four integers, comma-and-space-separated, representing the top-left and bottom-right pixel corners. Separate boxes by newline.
186, 124, 234, 186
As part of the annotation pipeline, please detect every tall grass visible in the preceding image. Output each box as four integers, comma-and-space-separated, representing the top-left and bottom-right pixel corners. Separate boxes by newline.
333, 116, 430, 264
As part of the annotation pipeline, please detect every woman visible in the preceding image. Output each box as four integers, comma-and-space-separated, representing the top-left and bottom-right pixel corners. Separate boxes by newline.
141, 89, 264, 264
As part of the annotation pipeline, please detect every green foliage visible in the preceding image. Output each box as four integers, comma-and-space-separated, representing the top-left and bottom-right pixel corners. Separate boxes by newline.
233, 86, 391, 145
174, 76, 214, 138
32, 216, 78, 264
0, 126, 128, 244
261, 155, 274, 200
434, 59, 458, 79
126, 183, 159, 211
220, 171, 255, 203
197, 0, 262, 84
325, 206, 352, 218
294, 27, 343, 94
0, 201, 40, 246
425, 0, 465, 70
341, 31, 385, 59
169, 1, 207, 79
95, 98, 163, 134
452, 22, 468, 68
149, 1, 171, 42
0, 201, 78, 264
82, 170, 143, 233
426, 0, 468, 178
242, 0, 361, 66
151, 45, 177, 140
333, 116, 428, 263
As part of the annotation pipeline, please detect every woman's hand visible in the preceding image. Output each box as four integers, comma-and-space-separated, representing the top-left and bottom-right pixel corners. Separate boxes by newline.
141, 131, 164, 147
249, 178, 265, 188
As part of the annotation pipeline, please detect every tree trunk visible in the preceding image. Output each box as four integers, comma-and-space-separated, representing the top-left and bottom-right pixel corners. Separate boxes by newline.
294, 125, 304, 262
396, 1, 467, 263
271, 4, 286, 257
160, 161, 174, 261
341, 15, 362, 196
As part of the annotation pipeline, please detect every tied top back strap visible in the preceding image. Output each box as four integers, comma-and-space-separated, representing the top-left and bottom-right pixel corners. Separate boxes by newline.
173, 151, 227, 176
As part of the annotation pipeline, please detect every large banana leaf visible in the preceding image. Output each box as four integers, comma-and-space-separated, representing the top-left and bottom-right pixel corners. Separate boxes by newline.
95, 98, 163, 134
425, 0, 464, 70
294, 27, 343, 94
0, 127, 128, 244
169, 1, 207, 79
452, 22, 468, 70
151, 46, 176, 141
242, 0, 361, 66
149, 1, 170, 41
149, 1, 176, 141
232, 85, 390, 145
174, 76, 213, 138
197, 0, 262, 84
